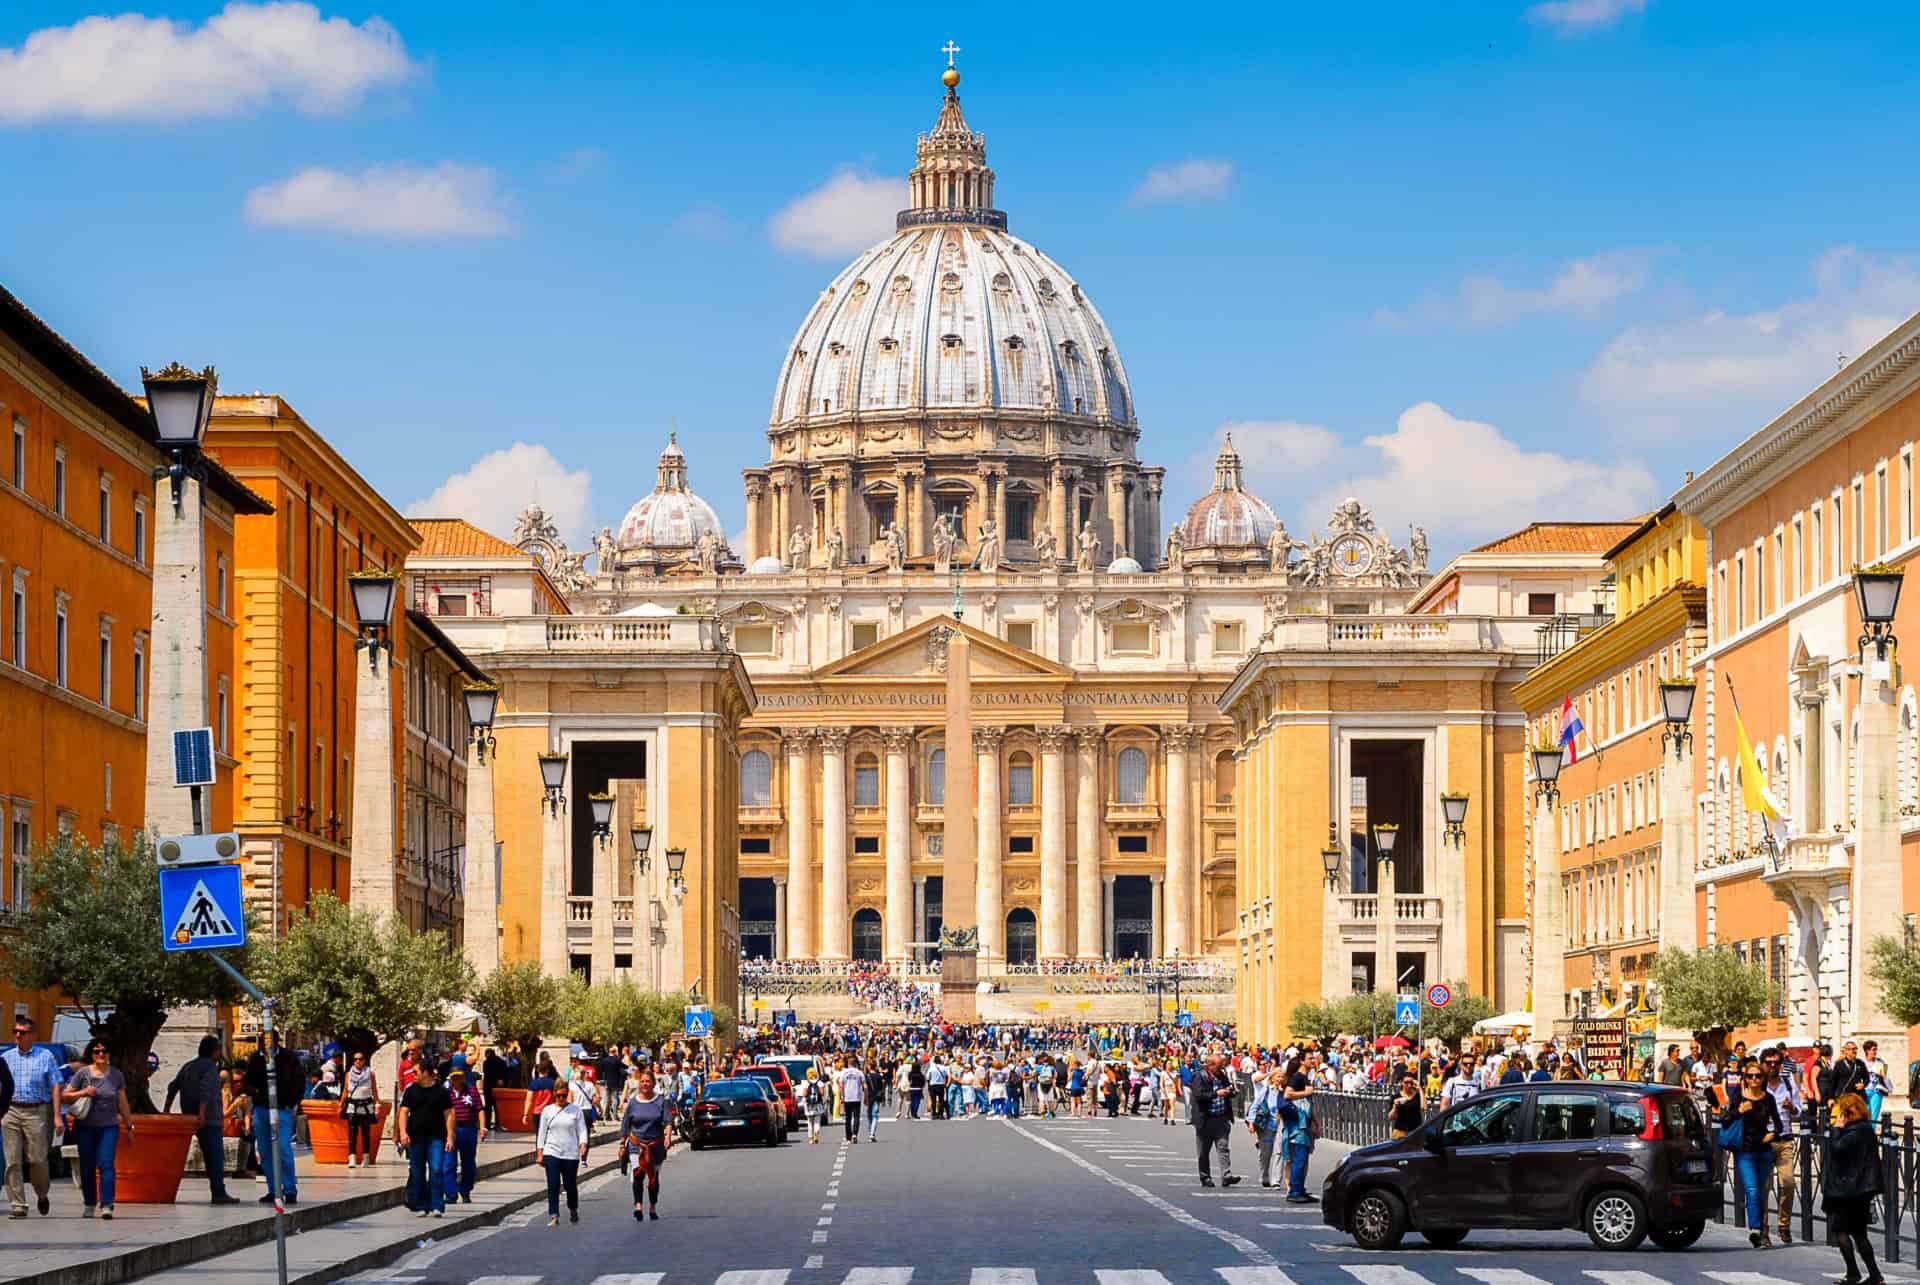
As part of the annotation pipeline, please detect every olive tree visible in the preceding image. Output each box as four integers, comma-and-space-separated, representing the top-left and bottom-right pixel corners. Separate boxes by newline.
470, 960, 565, 1082
1650, 946, 1773, 1057
1867, 931, 1920, 1028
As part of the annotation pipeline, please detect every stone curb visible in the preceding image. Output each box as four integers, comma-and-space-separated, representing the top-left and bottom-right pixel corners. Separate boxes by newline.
16, 1128, 627, 1285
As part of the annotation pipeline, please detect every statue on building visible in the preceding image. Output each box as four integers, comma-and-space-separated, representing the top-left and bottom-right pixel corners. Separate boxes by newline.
823, 526, 845, 570
1296, 538, 1332, 587
1267, 520, 1303, 573
593, 526, 617, 574
695, 529, 719, 575
973, 518, 1001, 572
552, 549, 592, 592
513, 503, 560, 548
883, 522, 906, 572
1384, 545, 1415, 587
1164, 524, 1186, 572
788, 524, 812, 568
1075, 519, 1101, 572
1410, 525, 1429, 575
1031, 525, 1056, 563
932, 512, 956, 572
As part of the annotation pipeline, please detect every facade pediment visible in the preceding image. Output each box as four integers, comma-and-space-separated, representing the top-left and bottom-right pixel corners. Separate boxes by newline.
812, 615, 1072, 682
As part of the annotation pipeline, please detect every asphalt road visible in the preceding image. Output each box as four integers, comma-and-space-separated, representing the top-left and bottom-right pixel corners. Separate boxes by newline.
341, 1110, 1898, 1285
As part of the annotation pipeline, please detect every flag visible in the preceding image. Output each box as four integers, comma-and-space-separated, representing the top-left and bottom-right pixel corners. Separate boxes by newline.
1559, 696, 1585, 765
1726, 676, 1785, 833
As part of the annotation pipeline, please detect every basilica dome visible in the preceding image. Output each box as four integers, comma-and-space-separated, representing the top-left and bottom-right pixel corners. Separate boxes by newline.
616, 434, 725, 552
1179, 435, 1277, 549
770, 72, 1135, 431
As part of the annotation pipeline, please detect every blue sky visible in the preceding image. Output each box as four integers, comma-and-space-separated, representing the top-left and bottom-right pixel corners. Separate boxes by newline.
4, 1, 1919, 559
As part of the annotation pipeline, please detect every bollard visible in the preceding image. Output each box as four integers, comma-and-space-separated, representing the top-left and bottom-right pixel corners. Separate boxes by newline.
1802, 1123, 1816, 1246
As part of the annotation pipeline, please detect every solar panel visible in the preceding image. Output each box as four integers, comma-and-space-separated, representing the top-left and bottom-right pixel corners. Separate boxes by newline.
172, 727, 215, 787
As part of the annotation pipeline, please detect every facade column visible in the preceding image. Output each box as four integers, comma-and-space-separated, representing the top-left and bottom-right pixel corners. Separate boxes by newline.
1658, 743, 1697, 953
1162, 725, 1195, 956
783, 729, 816, 958
462, 746, 499, 976
1103, 874, 1117, 960
913, 876, 928, 956
1105, 468, 1127, 562
902, 467, 924, 559
1150, 874, 1165, 960
591, 825, 616, 983
1531, 793, 1565, 1034
1375, 859, 1398, 998
1074, 728, 1103, 959
744, 476, 766, 564
819, 728, 851, 961
348, 643, 398, 917
142, 472, 208, 834
883, 728, 914, 962
772, 876, 788, 961
1048, 466, 1068, 560
975, 726, 1006, 961
1853, 671, 1908, 1073
1038, 725, 1071, 959
539, 795, 569, 977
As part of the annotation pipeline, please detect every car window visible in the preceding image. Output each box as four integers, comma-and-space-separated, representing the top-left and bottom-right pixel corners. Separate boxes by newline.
1661, 1093, 1704, 1141
1532, 1092, 1601, 1142
704, 1081, 762, 1100
1439, 1094, 1524, 1147
1608, 1097, 1645, 1136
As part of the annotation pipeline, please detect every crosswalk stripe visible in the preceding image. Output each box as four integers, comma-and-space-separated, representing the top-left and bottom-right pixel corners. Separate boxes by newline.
1459, 1272, 1553, 1284
1703, 1275, 1804, 1285
970, 1271, 1037, 1285
469, 1278, 542, 1285
1584, 1274, 1671, 1285
841, 1272, 912, 1285
1217, 1268, 1298, 1285
1094, 1272, 1173, 1285
587, 1276, 665, 1285
716, 1274, 792, 1285
1341, 1269, 1432, 1285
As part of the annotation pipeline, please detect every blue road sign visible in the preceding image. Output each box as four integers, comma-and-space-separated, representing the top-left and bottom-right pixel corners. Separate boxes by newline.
1427, 982, 1453, 1009
1394, 998, 1420, 1025
683, 1005, 714, 1038
775, 1009, 796, 1031
1176, 1009, 1193, 1028
159, 862, 245, 952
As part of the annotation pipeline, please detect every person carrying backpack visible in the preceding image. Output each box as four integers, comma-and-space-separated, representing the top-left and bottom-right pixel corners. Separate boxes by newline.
801, 1067, 828, 1144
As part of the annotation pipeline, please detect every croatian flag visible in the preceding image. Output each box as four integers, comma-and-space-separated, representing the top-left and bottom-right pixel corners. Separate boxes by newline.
1559, 696, 1585, 765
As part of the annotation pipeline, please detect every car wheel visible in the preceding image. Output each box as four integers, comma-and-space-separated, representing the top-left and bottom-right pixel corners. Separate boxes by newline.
1349, 1188, 1407, 1251
1584, 1189, 1649, 1251
689, 1136, 704, 1151
1649, 1218, 1704, 1250
1421, 1228, 1469, 1249
763, 1127, 778, 1147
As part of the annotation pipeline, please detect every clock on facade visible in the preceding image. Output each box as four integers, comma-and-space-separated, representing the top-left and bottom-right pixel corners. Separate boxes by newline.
1330, 533, 1374, 577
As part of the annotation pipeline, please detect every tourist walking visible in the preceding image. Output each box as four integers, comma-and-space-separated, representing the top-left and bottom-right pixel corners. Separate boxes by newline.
1189, 1053, 1240, 1188
164, 1034, 238, 1204
444, 1066, 486, 1204
1, 1014, 59, 1219
398, 1061, 454, 1218
63, 1040, 132, 1220
1721, 1058, 1784, 1247
535, 1079, 591, 1227
342, 1050, 380, 1169
837, 1058, 866, 1143
1760, 1047, 1803, 1243
864, 1060, 886, 1141
621, 1069, 671, 1221
1822, 1092, 1886, 1284
1248, 1066, 1282, 1187
1387, 1072, 1424, 1140
1281, 1054, 1317, 1202
245, 1031, 303, 1206
802, 1067, 828, 1143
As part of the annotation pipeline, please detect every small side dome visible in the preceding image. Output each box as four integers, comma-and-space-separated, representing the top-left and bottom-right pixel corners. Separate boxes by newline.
749, 555, 789, 575
1178, 433, 1279, 552
616, 432, 726, 552
1106, 555, 1144, 574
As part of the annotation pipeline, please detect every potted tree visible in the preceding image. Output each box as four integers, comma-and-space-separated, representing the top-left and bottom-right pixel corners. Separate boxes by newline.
255, 894, 472, 1164
470, 961, 564, 1133
0, 833, 252, 1203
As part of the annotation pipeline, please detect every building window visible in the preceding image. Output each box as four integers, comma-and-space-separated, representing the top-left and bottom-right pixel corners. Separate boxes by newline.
1770, 933, 1787, 1016
131, 637, 144, 719
734, 624, 775, 655
927, 749, 946, 805
853, 754, 880, 807
97, 625, 111, 707
104, 762, 112, 813
1116, 747, 1148, 804
1007, 752, 1034, 806
850, 621, 879, 651
852, 834, 880, 855
435, 594, 468, 616
53, 600, 67, 688
1214, 621, 1244, 654
739, 749, 772, 806
1791, 515, 1804, 599
215, 553, 228, 614
9, 809, 29, 910
1110, 623, 1151, 654
217, 678, 230, 754
1527, 592, 1556, 616
8, 573, 23, 668
1852, 479, 1865, 567
1905, 447, 1916, 545
50, 448, 65, 518
1006, 494, 1034, 542
1008, 834, 1034, 854
1732, 551, 1745, 631
131, 503, 147, 566
1215, 750, 1235, 804
98, 475, 111, 543
9, 417, 22, 490
1005, 621, 1035, 652
1878, 463, 1890, 556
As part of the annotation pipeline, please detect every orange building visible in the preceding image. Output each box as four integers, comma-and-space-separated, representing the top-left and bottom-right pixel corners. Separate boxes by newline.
0, 284, 269, 1028
200, 397, 420, 933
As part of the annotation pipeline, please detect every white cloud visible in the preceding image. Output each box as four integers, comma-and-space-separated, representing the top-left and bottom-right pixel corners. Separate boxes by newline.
1579, 247, 1920, 439
1129, 159, 1233, 207
1298, 402, 1656, 548
0, 2, 414, 125
769, 168, 902, 258
244, 163, 512, 239
674, 204, 736, 241
1526, 0, 1647, 32
407, 443, 594, 549
1378, 248, 1660, 327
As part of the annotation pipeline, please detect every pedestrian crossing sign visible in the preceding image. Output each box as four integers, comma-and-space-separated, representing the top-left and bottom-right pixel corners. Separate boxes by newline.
683, 1004, 714, 1038
158, 861, 246, 952
1394, 996, 1420, 1025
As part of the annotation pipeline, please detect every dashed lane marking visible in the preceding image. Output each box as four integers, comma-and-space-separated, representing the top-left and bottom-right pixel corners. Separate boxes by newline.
1093, 1272, 1173, 1285
804, 1257, 825, 1271
1581, 1274, 1671, 1285
969, 1272, 1038, 1285
1457, 1272, 1557, 1284
586, 1276, 665, 1285
1338, 1268, 1434, 1284
715, 1274, 792, 1285
841, 1271, 913, 1285
1215, 1270, 1299, 1285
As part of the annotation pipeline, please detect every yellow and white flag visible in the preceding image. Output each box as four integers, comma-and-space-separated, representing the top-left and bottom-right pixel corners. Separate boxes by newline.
1726, 676, 1786, 841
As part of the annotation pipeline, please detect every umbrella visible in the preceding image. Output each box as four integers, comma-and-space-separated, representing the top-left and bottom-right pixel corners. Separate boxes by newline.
1372, 1034, 1411, 1050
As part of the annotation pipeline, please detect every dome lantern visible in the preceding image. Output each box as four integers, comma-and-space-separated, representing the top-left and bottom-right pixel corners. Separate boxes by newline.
899, 49, 1005, 232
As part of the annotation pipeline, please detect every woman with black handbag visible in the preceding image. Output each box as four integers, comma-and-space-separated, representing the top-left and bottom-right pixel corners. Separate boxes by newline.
1822, 1092, 1886, 1285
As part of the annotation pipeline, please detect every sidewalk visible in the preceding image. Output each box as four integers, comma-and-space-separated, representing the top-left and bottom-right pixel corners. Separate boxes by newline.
0, 1126, 616, 1285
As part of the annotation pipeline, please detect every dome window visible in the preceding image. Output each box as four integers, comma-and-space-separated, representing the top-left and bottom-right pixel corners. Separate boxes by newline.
1059, 339, 1079, 358
1004, 335, 1024, 351
891, 275, 913, 298
878, 337, 898, 353
1036, 278, 1057, 301
941, 333, 964, 351
941, 272, 963, 294
991, 272, 1012, 293
828, 342, 846, 356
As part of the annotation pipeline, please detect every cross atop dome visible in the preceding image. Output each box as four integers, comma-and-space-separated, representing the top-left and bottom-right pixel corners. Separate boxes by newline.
898, 47, 1006, 232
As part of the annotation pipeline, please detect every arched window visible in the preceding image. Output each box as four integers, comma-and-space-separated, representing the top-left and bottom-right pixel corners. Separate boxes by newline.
1116, 747, 1148, 804
927, 749, 946, 805
1214, 751, 1235, 804
739, 749, 771, 807
1901, 699, 1918, 812
1004, 907, 1037, 965
1007, 752, 1034, 806
854, 753, 880, 807
851, 908, 882, 962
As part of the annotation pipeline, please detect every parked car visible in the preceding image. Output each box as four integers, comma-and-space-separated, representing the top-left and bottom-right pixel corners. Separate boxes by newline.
687, 1079, 782, 1149
740, 1065, 800, 1131
1323, 1081, 1719, 1252
763, 1055, 821, 1103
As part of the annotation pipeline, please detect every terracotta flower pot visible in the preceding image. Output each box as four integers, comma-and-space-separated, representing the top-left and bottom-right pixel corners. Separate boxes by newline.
302, 1097, 393, 1164
109, 1112, 199, 1204
492, 1087, 535, 1133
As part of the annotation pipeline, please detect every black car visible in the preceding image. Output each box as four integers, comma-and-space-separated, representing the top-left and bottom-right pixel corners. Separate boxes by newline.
687, 1078, 782, 1149
1323, 1081, 1719, 1251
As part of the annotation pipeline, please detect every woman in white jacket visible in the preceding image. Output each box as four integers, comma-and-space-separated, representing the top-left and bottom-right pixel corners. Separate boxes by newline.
535, 1080, 591, 1228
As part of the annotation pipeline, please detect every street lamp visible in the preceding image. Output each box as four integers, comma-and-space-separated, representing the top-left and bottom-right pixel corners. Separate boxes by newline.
140, 362, 216, 513
588, 792, 615, 846
1531, 742, 1566, 807
1855, 564, 1905, 662
664, 845, 688, 893
463, 681, 499, 764
1321, 823, 1342, 888
347, 570, 398, 671
1659, 680, 1696, 755
538, 752, 568, 815
631, 823, 653, 875
1440, 792, 1469, 846
1371, 822, 1400, 869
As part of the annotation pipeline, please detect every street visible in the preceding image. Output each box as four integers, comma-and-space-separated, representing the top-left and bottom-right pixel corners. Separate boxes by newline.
339, 1113, 1861, 1285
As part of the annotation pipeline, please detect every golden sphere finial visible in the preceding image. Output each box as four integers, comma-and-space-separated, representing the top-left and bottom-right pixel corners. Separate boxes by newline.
942, 66, 960, 89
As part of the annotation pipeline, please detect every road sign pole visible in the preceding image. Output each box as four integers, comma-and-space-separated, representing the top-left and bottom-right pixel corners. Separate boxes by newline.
206, 953, 285, 1285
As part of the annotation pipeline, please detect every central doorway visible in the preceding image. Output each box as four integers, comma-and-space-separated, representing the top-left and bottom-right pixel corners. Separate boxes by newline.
1112, 875, 1153, 960
1004, 907, 1037, 965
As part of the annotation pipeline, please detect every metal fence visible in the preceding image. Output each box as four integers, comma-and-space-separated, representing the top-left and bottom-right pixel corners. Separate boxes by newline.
1305, 1088, 1920, 1264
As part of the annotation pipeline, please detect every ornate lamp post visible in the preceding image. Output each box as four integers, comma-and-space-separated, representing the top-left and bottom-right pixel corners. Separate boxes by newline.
344, 568, 400, 917
1440, 792, 1469, 846
537, 753, 569, 814
1856, 564, 1904, 664
1852, 563, 1910, 1077
631, 823, 653, 876
347, 571, 398, 671
665, 845, 688, 894
1531, 743, 1566, 807
1321, 824, 1342, 888
1659, 681, 1695, 754
1529, 740, 1567, 1042
461, 681, 502, 973
141, 363, 216, 513
1371, 822, 1400, 871
462, 682, 499, 763
588, 793, 615, 846
537, 751, 570, 976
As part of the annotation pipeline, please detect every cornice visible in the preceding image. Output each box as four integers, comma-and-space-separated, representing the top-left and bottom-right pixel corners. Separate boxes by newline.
1513, 585, 1706, 710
